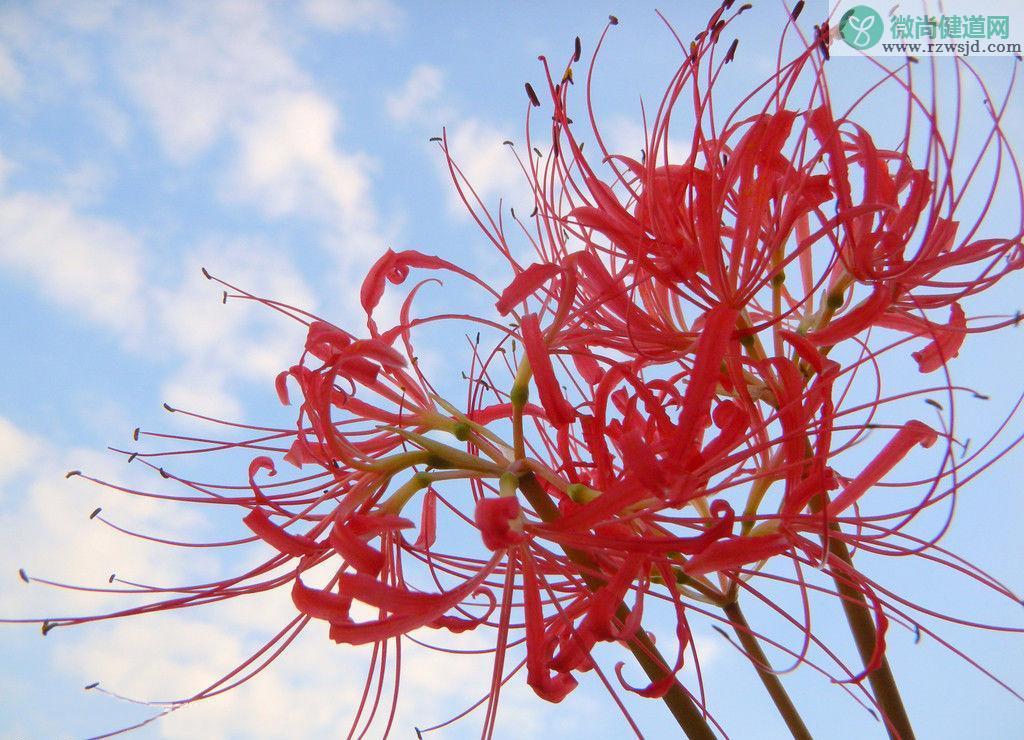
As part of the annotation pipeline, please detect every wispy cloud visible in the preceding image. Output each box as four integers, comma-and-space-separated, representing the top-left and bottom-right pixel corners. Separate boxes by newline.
386, 64, 447, 124
0, 43, 22, 98
0, 191, 146, 336
301, 0, 403, 33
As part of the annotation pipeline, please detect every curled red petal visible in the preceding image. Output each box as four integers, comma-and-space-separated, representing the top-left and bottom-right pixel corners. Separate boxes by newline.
292, 577, 352, 623
829, 420, 937, 515
361, 249, 456, 316
243, 508, 322, 558
614, 661, 676, 699
475, 496, 526, 551
496, 263, 562, 315
275, 371, 291, 405
321, 553, 501, 645
328, 522, 384, 576
683, 532, 790, 577
248, 456, 276, 504
808, 284, 892, 346
521, 313, 576, 426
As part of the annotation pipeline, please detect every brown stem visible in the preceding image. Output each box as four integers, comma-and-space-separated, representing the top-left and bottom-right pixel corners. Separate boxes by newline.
825, 532, 915, 740
722, 601, 812, 740
519, 474, 717, 740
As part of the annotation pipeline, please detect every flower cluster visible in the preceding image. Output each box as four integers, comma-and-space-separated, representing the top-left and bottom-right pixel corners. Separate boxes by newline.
12, 3, 1024, 738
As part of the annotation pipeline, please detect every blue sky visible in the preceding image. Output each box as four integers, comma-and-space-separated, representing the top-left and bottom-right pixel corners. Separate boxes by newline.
1, 1, 1022, 738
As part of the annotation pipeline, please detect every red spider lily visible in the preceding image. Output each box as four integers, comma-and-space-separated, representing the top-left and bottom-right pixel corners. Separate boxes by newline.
7, 3, 1024, 739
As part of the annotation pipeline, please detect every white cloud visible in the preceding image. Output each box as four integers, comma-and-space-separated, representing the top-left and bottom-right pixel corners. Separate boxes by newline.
441, 118, 529, 216
0, 43, 22, 98
604, 116, 648, 162
118, 3, 306, 163
0, 414, 544, 739
152, 239, 316, 420
0, 192, 145, 336
0, 150, 12, 188
114, 2, 386, 248
301, 0, 402, 33
57, 161, 114, 206
223, 90, 376, 229
0, 421, 208, 617
0, 416, 42, 490
383, 67, 534, 221
386, 64, 446, 124
85, 97, 132, 149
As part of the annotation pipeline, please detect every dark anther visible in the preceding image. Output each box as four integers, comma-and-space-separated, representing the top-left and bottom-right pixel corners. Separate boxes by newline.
65, 470, 81, 479
503, 139, 513, 146
163, 402, 175, 412
222, 291, 228, 304
608, 15, 619, 25
712, 625, 729, 640
108, 573, 116, 583
201, 267, 211, 279
738, 3, 752, 13
725, 38, 739, 64
530, 205, 538, 217
973, 392, 991, 400
159, 468, 170, 479
1015, 310, 1022, 326
85, 682, 99, 690
925, 398, 943, 410
19, 568, 29, 583
41, 621, 54, 636
132, 426, 140, 441
525, 83, 541, 107
429, 136, 442, 142
461, 371, 468, 380
907, 55, 919, 63
127, 452, 138, 463
819, 37, 830, 60
90, 507, 102, 520
510, 207, 516, 219
913, 623, 921, 643
533, 147, 543, 158
415, 728, 424, 739
791, 0, 804, 20
1016, 54, 1022, 61
475, 332, 481, 345
573, 36, 582, 62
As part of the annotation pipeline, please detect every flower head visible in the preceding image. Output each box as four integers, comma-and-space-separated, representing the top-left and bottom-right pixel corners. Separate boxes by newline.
8, 3, 1024, 738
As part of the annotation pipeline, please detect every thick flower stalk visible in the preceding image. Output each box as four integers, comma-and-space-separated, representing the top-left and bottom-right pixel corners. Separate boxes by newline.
7, 3, 1024, 739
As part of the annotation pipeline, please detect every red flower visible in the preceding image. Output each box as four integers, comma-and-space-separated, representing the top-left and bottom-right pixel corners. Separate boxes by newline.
9, 4, 1024, 739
